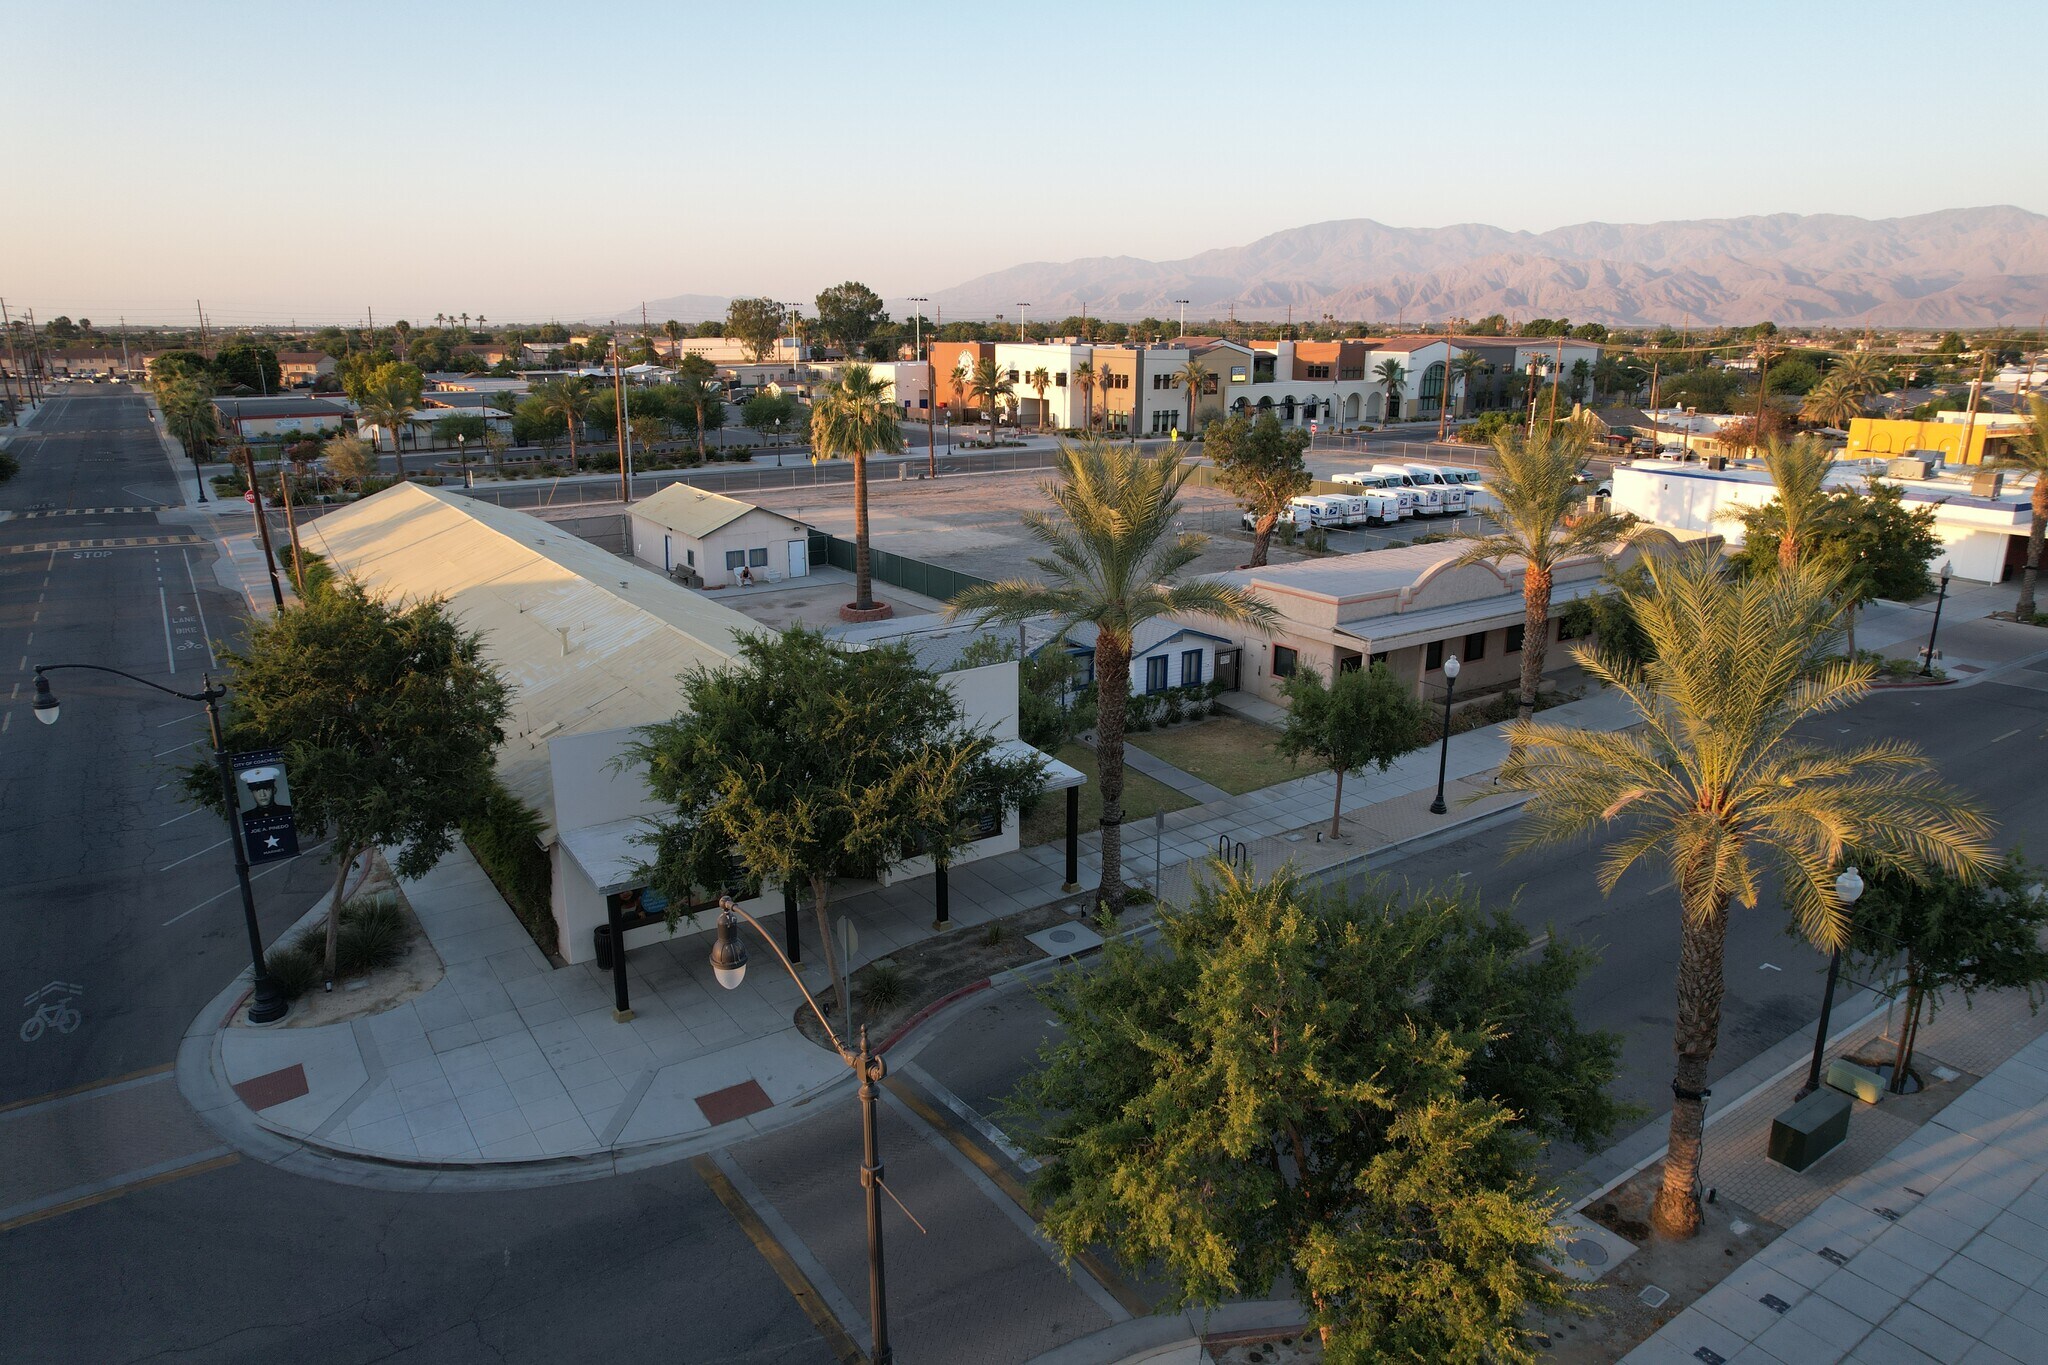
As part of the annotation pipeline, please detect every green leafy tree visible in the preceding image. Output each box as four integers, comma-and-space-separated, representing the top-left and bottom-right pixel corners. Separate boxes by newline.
1449, 422, 1632, 720
1994, 396, 2048, 618
969, 356, 1014, 441
511, 396, 566, 451
152, 369, 219, 471
950, 441, 1276, 909
190, 582, 511, 979
813, 281, 888, 361
741, 391, 800, 449
320, 434, 376, 489
435, 411, 489, 454
662, 319, 684, 364
534, 377, 592, 469
633, 627, 1037, 1024
1494, 550, 1994, 1237
1204, 411, 1312, 567
1733, 483, 1939, 650
211, 343, 281, 394
725, 296, 784, 362
810, 362, 904, 612
1800, 375, 1865, 429
1848, 855, 2048, 1093
673, 374, 722, 464
1826, 351, 1887, 399
1736, 434, 1837, 570
1277, 662, 1429, 837
355, 363, 425, 481
1018, 865, 1625, 1358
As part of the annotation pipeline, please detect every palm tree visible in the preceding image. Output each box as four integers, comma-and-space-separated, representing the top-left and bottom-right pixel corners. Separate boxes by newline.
1994, 396, 2048, 618
535, 377, 592, 470
1449, 422, 1631, 721
1753, 434, 1836, 569
950, 362, 969, 430
1027, 366, 1052, 433
663, 319, 684, 365
949, 441, 1275, 909
1073, 361, 1096, 432
674, 374, 720, 464
1373, 358, 1406, 422
1494, 549, 1993, 1239
1448, 352, 1489, 421
1800, 376, 1865, 431
811, 363, 905, 614
1176, 357, 1210, 435
970, 356, 1014, 442
1828, 351, 1886, 399
357, 368, 421, 481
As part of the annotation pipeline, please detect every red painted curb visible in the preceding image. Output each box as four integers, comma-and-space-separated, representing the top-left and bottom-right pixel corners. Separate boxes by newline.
1203, 1323, 1311, 1348
1869, 676, 1955, 689
877, 976, 992, 1055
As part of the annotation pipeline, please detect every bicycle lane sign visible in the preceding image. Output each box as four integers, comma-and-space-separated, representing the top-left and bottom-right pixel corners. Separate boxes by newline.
20, 983, 84, 1043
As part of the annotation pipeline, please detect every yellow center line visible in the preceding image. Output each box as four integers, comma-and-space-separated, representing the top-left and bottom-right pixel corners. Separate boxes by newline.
0, 1153, 239, 1234
690, 1154, 865, 1365
0, 1062, 174, 1116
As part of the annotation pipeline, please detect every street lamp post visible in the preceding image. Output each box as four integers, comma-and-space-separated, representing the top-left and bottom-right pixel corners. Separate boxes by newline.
1174, 299, 1189, 339
31, 665, 289, 1024
1016, 304, 1029, 342
909, 297, 934, 477
1796, 866, 1865, 1100
710, 899, 896, 1364
1920, 561, 1953, 676
1428, 655, 1461, 814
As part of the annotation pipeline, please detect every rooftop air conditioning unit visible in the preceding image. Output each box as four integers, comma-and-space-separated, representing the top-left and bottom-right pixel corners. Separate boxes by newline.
1889, 457, 1934, 480
1971, 470, 2004, 499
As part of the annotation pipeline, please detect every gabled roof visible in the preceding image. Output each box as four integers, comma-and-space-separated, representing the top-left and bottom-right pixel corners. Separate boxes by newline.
213, 396, 352, 420
300, 483, 756, 839
629, 483, 806, 540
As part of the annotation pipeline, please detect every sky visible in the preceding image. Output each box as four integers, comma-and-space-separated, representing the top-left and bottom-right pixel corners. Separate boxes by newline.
8, 0, 2043, 326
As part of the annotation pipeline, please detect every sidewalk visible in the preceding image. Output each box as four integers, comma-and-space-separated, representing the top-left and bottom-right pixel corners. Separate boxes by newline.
184, 685, 1637, 1179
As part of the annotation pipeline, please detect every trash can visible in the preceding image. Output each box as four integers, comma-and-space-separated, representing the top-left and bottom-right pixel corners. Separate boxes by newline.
593, 924, 614, 972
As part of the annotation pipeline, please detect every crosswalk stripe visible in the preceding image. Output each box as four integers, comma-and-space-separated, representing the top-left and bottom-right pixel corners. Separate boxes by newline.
0, 536, 205, 553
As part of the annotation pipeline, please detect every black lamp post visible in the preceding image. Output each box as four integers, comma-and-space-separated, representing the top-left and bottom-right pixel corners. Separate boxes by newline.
32, 665, 289, 1024
1919, 560, 1953, 677
1797, 866, 1865, 1100
711, 899, 894, 1364
1428, 654, 1462, 815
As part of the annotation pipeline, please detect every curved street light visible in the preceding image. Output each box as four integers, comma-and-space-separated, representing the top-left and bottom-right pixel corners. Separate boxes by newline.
711, 898, 898, 1364
1796, 865, 1865, 1099
32, 665, 289, 1024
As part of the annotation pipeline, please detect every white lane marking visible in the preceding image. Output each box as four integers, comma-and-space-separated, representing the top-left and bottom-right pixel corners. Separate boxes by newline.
180, 548, 216, 667
158, 838, 227, 872
163, 842, 326, 926
1992, 727, 2023, 744
153, 740, 201, 757
1, 713, 9, 734
898, 1059, 1042, 1173
157, 714, 193, 728
156, 807, 201, 827
159, 586, 176, 673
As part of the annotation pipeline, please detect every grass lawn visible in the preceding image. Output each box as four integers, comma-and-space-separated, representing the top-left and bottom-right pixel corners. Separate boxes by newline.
1129, 715, 1303, 796
1021, 743, 1196, 847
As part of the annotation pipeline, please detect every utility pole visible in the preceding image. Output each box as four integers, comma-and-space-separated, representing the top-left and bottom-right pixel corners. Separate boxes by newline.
26, 308, 44, 401
611, 338, 633, 504
119, 317, 131, 378
1957, 350, 1990, 467
240, 445, 286, 609
910, 297, 934, 476
1, 298, 25, 418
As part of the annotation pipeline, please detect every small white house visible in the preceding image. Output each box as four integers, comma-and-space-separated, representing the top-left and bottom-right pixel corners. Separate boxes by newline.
628, 483, 810, 588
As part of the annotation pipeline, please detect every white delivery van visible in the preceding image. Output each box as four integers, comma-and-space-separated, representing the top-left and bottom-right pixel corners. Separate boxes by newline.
1289, 494, 1355, 529
1401, 464, 1470, 515
1372, 465, 1442, 515
1334, 471, 1415, 519
1241, 503, 1314, 533
1439, 466, 1485, 486
1340, 488, 1402, 526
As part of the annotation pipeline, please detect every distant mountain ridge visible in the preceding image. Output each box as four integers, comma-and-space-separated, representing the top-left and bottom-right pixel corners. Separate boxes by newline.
930, 207, 2048, 327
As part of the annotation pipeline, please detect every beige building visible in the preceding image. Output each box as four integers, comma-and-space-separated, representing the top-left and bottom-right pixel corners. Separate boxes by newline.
277, 351, 337, 387
627, 484, 811, 587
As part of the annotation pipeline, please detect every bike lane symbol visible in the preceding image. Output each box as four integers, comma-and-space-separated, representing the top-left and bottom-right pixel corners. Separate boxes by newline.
20, 983, 84, 1043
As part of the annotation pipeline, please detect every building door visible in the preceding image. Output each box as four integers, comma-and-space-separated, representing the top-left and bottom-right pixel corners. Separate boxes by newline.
663, 534, 672, 572
787, 540, 807, 579
1214, 649, 1239, 691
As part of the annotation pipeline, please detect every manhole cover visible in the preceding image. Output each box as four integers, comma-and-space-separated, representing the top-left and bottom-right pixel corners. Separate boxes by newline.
1045, 928, 1075, 944
1566, 1238, 1609, 1266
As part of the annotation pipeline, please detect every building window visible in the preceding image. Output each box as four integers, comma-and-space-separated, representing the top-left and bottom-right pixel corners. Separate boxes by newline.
725, 550, 746, 570
1303, 363, 1331, 380
1056, 371, 1067, 386
1465, 631, 1487, 661
685, 549, 696, 567
1153, 373, 1175, 390
1274, 645, 1298, 678
1073, 650, 1095, 686
1506, 623, 1526, 653
1340, 365, 1364, 381
748, 548, 768, 568
1146, 656, 1168, 693
1007, 369, 1019, 383
1425, 640, 1443, 671
1181, 649, 1203, 686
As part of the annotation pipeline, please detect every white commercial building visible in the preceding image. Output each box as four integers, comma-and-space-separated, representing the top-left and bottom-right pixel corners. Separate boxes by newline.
627, 484, 811, 587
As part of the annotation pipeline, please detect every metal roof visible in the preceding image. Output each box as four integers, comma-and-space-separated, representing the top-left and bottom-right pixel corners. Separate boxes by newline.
629, 482, 804, 540
300, 483, 756, 840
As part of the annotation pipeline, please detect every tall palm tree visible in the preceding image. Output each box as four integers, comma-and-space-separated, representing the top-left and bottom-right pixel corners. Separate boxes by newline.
1800, 376, 1865, 431
1995, 396, 2048, 618
357, 368, 421, 481
1448, 352, 1489, 421
535, 377, 592, 470
950, 361, 969, 430
1373, 358, 1406, 423
1449, 422, 1631, 720
970, 356, 1014, 442
949, 440, 1275, 909
1176, 357, 1210, 435
1494, 550, 1993, 1239
663, 319, 684, 365
1753, 434, 1835, 569
1027, 366, 1052, 433
1073, 361, 1096, 432
811, 363, 904, 613
674, 374, 720, 464
1828, 350, 1886, 399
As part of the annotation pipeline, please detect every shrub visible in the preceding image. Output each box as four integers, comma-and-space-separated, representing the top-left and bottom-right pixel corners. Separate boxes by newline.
981, 919, 1009, 947
862, 958, 907, 1011
1161, 691, 1185, 725
0, 449, 17, 482
265, 941, 324, 998
462, 775, 556, 956
336, 894, 406, 973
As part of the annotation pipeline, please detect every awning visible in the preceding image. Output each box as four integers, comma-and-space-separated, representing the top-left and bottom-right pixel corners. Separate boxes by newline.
1001, 738, 1087, 792
1333, 579, 1604, 655
559, 816, 655, 897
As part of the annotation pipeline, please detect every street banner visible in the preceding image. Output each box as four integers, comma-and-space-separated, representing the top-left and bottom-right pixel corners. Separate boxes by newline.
231, 749, 300, 863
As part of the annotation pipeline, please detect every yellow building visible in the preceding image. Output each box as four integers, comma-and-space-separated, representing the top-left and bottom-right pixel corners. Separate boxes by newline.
1845, 416, 2018, 466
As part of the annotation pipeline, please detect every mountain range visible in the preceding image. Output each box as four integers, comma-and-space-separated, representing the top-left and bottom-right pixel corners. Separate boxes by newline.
627, 206, 2048, 329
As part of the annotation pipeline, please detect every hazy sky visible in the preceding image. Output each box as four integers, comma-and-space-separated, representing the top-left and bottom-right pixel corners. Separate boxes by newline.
9, 0, 2042, 325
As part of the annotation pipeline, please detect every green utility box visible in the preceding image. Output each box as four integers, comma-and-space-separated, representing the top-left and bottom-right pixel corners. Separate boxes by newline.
1826, 1059, 1886, 1105
1768, 1089, 1852, 1172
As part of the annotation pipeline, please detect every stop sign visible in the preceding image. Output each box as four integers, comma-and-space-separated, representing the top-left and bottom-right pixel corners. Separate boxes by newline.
244, 490, 256, 504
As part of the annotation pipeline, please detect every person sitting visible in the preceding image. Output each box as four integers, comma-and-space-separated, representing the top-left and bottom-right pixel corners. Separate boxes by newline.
738, 565, 755, 587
